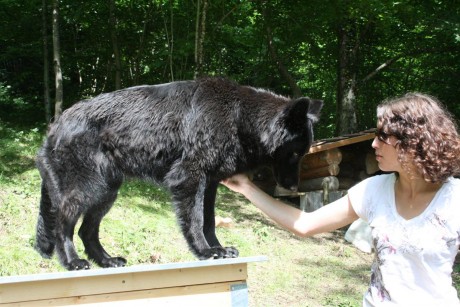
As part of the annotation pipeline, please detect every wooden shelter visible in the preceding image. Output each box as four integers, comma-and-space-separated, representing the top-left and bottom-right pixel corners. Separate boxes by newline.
253, 129, 379, 211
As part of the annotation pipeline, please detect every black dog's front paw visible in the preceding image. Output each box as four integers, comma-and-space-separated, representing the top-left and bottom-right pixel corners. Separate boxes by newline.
98, 256, 127, 268
222, 246, 239, 258
68, 258, 91, 270
198, 246, 239, 260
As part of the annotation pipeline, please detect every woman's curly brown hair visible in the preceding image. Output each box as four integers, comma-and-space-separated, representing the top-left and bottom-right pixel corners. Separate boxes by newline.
377, 93, 460, 183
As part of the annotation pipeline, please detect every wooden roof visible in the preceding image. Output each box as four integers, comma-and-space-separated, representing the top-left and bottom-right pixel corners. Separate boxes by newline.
308, 129, 376, 154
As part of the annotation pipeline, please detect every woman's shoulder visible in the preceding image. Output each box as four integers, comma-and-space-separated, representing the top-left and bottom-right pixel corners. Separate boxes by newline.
435, 177, 460, 225
349, 173, 395, 197
443, 176, 460, 196
359, 172, 396, 187
348, 173, 395, 220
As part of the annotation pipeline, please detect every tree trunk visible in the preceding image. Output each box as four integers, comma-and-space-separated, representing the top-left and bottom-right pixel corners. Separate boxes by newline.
336, 23, 358, 135
70, 25, 82, 93
266, 23, 302, 98
194, 0, 200, 75
161, 1, 175, 81
52, 0, 63, 121
194, 0, 208, 78
168, 0, 174, 81
42, 0, 51, 123
109, 0, 121, 89
261, 5, 302, 98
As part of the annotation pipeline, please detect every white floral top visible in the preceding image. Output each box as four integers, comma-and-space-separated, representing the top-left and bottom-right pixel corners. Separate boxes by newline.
348, 173, 460, 306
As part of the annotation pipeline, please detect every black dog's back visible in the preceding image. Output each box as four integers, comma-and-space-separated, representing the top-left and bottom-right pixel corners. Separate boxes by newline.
46, 80, 247, 183
35, 77, 323, 270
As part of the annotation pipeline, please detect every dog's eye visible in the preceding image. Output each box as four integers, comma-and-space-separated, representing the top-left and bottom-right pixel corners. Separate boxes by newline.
292, 152, 299, 159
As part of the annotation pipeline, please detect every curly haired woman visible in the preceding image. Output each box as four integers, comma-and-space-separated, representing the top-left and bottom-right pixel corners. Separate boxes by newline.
222, 93, 460, 306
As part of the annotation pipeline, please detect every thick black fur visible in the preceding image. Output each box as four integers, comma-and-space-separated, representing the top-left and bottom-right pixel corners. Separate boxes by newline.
35, 77, 323, 270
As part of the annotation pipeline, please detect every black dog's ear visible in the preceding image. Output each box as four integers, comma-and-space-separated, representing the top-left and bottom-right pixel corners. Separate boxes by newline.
283, 97, 323, 130
306, 98, 323, 123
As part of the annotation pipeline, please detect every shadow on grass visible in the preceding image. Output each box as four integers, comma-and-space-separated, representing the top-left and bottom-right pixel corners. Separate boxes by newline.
0, 123, 44, 180
295, 256, 371, 302
0, 151, 36, 177
115, 178, 274, 227
216, 188, 274, 224
116, 179, 175, 219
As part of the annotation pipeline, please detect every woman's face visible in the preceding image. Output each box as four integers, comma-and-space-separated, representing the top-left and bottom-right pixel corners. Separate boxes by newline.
372, 130, 403, 172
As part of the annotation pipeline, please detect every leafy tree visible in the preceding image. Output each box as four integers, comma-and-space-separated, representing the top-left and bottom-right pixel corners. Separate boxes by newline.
0, 0, 458, 136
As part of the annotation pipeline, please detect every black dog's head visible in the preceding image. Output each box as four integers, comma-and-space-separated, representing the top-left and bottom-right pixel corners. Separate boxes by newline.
272, 97, 323, 191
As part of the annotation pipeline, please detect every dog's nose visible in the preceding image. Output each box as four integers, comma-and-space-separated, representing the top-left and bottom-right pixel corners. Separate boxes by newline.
289, 185, 298, 192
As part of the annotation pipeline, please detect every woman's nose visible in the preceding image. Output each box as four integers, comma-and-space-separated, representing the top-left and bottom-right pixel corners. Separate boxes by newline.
371, 137, 379, 149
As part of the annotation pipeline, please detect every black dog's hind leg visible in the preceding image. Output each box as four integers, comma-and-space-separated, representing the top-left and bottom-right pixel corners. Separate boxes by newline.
35, 183, 57, 258
78, 189, 127, 268
54, 194, 91, 270
202, 181, 238, 257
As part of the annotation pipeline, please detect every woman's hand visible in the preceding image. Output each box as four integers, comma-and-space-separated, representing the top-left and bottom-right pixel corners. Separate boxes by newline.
220, 173, 252, 194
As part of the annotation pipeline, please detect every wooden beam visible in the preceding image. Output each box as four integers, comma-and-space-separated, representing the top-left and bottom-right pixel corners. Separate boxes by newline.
0, 256, 267, 306
299, 176, 340, 192
308, 132, 375, 154
5, 282, 239, 306
300, 164, 340, 180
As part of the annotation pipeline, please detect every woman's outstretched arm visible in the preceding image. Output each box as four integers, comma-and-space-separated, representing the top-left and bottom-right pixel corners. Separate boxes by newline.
221, 174, 359, 237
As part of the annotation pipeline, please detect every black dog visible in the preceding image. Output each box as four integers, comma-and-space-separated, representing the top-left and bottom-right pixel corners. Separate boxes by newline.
35, 77, 323, 270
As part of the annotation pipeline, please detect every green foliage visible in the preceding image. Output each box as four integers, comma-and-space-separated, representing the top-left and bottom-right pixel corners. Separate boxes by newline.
0, 84, 25, 106
0, 82, 44, 125
252, 221, 273, 241
1, 0, 459, 137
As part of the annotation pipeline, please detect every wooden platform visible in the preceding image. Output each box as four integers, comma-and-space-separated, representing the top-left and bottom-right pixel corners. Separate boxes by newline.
0, 256, 267, 306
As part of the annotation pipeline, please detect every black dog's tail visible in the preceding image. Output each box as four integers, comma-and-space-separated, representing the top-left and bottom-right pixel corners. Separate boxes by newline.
35, 142, 60, 259
35, 182, 57, 258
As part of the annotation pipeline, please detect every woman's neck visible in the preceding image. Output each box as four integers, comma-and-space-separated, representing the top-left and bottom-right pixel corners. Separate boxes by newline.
394, 173, 442, 220
396, 173, 442, 197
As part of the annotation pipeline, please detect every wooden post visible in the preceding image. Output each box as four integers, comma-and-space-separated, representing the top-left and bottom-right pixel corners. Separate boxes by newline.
0, 256, 267, 306
299, 190, 346, 212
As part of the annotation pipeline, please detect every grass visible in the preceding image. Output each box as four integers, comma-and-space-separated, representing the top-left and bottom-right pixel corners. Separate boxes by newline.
0, 121, 458, 306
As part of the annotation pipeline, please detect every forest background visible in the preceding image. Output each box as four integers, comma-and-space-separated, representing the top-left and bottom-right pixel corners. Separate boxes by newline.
1, 0, 459, 136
